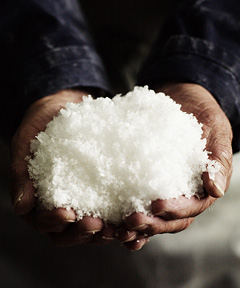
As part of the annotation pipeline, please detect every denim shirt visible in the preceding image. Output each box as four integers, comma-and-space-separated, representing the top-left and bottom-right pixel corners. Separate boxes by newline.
0, 0, 240, 152
138, 0, 240, 153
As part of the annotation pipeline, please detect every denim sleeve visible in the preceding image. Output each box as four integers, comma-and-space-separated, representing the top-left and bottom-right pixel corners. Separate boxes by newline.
138, 0, 240, 153
0, 0, 111, 141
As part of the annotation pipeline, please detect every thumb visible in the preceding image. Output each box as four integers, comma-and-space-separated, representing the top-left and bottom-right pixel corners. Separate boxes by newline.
11, 161, 36, 215
10, 132, 36, 215
203, 127, 233, 198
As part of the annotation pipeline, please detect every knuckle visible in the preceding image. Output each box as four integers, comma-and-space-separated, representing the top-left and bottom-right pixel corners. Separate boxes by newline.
148, 218, 167, 234
126, 212, 146, 229
195, 197, 215, 216
170, 218, 193, 234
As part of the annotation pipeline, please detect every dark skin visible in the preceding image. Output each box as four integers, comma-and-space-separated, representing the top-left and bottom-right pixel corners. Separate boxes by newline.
11, 83, 233, 251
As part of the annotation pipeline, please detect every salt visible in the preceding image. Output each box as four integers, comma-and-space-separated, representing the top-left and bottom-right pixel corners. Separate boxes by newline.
27, 86, 220, 224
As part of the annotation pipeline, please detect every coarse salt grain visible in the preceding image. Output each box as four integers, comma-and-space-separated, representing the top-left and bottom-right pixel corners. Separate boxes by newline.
27, 86, 220, 224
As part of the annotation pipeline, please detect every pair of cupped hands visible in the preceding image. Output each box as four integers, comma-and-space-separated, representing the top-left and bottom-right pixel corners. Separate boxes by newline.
11, 83, 233, 251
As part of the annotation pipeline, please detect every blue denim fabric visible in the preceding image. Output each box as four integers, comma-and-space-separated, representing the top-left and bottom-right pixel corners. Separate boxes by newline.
0, 0, 240, 152
138, 0, 240, 152
0, 0, 111, 140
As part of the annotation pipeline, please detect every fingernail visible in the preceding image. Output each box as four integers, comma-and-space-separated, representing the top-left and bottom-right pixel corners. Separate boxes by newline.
213, 172, 226, 196
132, 240, 143, 251
154, 211, 167, 217
101, 236, 115, 240
123, 235, 136, 243
63, 219, 76, 223
213, 181, 225, 196
131, 224, 149, 230
136, 238, 150, 250
83, 230, 101, 236
13, 191, 24, 210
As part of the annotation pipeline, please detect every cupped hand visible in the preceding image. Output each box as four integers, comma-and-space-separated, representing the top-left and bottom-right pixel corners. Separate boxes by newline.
10, 88, 115, 246
117, 83, 233, 251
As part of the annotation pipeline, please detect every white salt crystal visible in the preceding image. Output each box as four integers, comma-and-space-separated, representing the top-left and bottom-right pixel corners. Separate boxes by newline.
27, 86, 220, 224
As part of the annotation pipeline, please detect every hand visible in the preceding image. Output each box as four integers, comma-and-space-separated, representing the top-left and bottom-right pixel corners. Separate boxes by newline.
117, 83, 233, 251
10, 89, 115, 246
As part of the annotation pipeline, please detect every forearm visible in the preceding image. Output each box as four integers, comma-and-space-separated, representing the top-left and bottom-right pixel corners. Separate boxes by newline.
138, 0, 240, 152
0, 0, 111, 141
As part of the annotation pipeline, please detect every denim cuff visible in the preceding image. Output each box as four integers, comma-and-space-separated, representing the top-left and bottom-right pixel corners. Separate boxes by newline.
138, 35, 240, 152
19, 45, 112, 101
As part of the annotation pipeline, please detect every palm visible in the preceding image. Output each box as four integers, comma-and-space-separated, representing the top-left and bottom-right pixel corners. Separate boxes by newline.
120, 83, 233, 251
159, 83, 233, 197
11, 85, 233, 251
11, 89, 115, 246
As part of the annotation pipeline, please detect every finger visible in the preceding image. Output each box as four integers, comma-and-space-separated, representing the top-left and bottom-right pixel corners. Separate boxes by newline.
115, 227, 138, 243
11, 161, 36, 215
49, 228, 93, 247
226, 164, 233, 191
94, 225, 116, 244
22, 208, 76, 233
10, 126, 37, 215
151, 195, 216, 220
75, 216, 104, 235
158, 83, 233, 198
123, 238, 150, 251
203, 127, 233, 198
48, 216, 103, 247
10, 91, 90, 215
126, 212, 194, 235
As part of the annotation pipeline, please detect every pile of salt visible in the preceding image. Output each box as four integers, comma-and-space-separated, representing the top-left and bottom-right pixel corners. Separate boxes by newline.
27, 86, 220, 224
